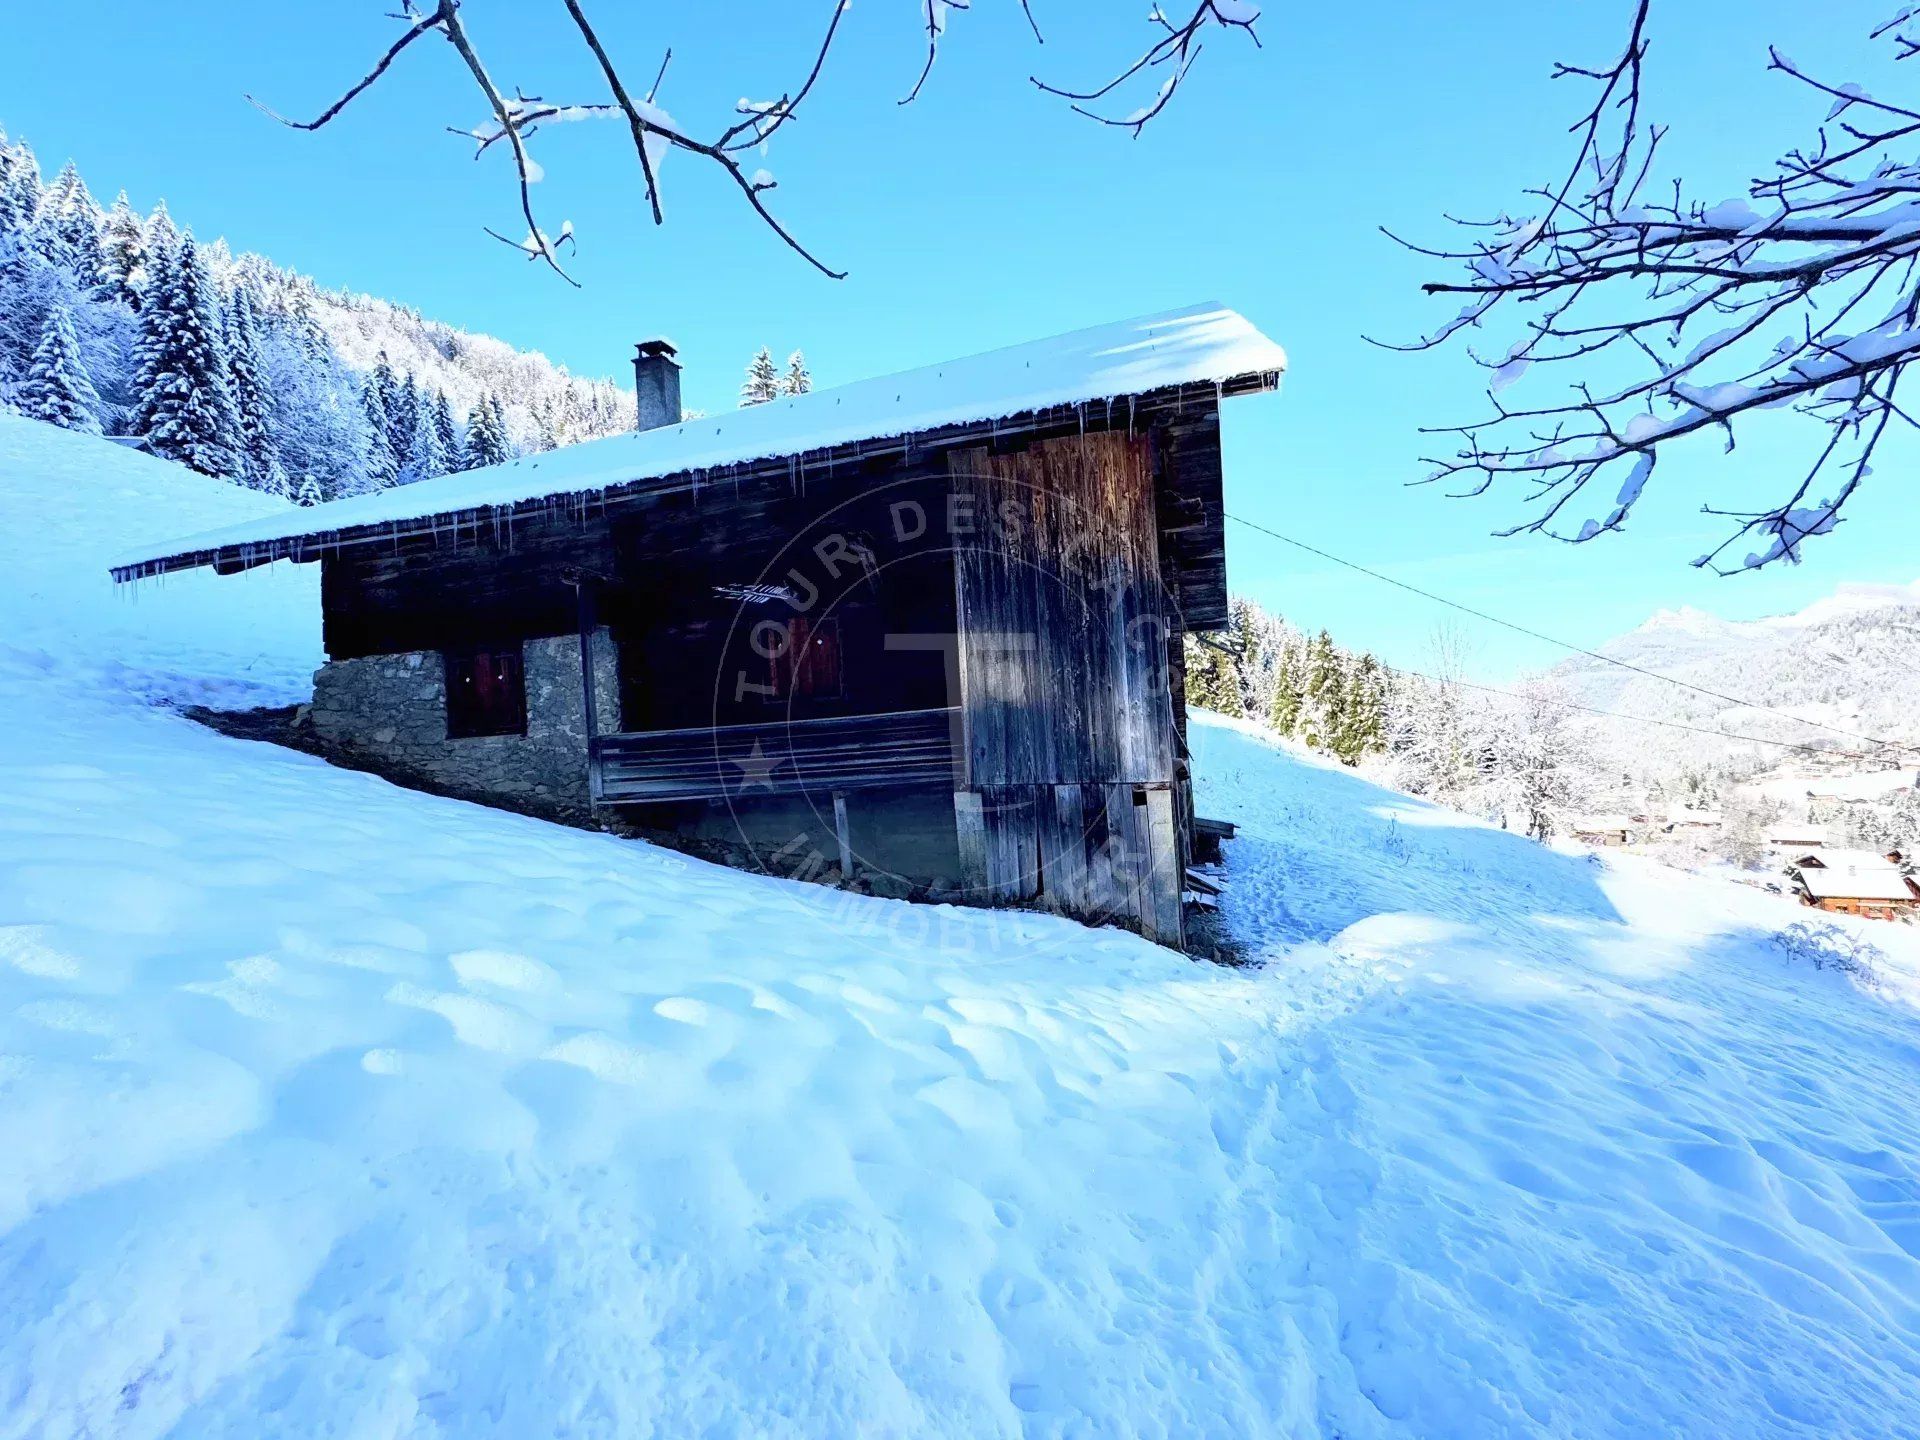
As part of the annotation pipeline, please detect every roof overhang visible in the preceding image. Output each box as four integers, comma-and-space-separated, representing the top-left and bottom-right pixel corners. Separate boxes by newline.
111, 302, 1285, 583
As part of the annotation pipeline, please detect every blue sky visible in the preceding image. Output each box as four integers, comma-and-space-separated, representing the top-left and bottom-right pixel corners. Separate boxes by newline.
8, 1, 1913, 678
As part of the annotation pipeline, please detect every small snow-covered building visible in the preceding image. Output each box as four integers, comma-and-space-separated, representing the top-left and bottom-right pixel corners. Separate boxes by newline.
112, 303, 1286, 948
1570, 815, 1634, 847
1766, 824, 1828, 854
1786, 848, 1919, 921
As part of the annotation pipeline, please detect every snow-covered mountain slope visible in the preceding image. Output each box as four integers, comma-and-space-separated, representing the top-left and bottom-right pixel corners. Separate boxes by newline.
0, 414, 319, 705
1550, 580, 1920, 758
5, 414, 1920, 1437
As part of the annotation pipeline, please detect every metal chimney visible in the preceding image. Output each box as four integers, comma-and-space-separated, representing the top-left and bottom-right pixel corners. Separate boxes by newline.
632, 338, 682, 432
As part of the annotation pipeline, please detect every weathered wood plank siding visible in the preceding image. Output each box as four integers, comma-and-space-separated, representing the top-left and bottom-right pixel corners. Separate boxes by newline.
950, 431, 1174, 788
948, 431, 1185, 942
593, 707, 961, 803
1152, 396, 1229, 632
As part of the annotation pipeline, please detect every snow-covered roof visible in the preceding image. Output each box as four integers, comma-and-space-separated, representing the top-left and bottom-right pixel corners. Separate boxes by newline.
1570, 814, 1634, 833
112, 302, 1285, 581
1766, 825, 1828, 846
1792, 850, 1918, 902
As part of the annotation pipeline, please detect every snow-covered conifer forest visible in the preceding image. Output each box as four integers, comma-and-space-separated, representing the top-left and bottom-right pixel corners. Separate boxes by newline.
0, 130, 635, 501
1190, 591, 1920, 866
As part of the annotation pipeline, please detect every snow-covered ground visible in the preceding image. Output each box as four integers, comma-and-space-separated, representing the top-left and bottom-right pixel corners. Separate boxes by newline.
4, 413, 1920, 1438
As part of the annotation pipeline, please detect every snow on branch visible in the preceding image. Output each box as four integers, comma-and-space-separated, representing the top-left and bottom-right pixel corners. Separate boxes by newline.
250, 3, 1260, 282
1391, 1, 1920, 572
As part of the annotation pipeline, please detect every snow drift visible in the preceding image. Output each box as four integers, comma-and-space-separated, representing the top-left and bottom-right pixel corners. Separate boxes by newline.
4, 414, 1920, 1437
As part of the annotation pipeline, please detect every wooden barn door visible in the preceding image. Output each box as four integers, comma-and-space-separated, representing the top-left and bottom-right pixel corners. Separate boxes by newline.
948, 431, 1183, 944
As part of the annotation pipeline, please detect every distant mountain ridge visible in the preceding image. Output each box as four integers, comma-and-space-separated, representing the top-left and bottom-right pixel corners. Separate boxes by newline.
1551, 579, 1920, 758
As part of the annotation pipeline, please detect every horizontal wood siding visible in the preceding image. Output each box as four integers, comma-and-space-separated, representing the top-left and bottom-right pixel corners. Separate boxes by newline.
594, 707, 961, 804
1153, 397, 1229, 632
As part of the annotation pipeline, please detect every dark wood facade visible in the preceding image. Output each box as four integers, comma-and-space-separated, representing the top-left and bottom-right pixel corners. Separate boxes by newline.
184, 386, 1257, 946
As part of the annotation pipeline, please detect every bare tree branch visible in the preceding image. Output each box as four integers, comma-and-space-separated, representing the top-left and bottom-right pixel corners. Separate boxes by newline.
1393, 2, 1920, 572
244, 2, 446, 132
1028, 1, 1260, 135
252, 0, 1259, 283
438, 3, 579, 284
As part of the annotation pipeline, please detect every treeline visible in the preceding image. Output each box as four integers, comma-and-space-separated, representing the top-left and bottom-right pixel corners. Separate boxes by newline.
0, 127, 630, 501
1183, 598, 1388, 766
1185, 598, 1606, 843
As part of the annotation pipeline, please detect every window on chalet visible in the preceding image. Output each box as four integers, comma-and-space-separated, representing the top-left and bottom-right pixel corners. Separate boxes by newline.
767, 616, 843, 701
445, 644, 527, 738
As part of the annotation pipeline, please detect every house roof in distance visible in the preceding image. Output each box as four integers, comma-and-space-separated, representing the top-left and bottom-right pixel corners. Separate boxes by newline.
1792, 849, 1919, 902
112, 302, 1286, 582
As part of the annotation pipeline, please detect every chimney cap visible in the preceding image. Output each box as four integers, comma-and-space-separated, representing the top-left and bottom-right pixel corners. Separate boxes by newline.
635, 337, 679, 361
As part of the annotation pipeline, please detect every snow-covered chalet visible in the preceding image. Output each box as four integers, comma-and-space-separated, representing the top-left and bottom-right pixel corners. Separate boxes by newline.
113, 303, 1286, 947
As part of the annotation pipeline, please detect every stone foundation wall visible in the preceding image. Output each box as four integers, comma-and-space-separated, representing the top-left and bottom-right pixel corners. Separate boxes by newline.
309, 629, 618, 821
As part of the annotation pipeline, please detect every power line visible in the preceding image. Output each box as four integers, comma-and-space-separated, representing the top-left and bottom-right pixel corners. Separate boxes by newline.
1223, 511, 1904, 753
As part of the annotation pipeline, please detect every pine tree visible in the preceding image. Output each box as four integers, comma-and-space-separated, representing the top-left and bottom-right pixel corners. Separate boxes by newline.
140, 201, 179, 301
740, 346, 779, 405
430, 390, 458, 463
131, 234, 242, 477
1301, 629, 1341, 750
259, 452, 291, 500
0, 134, 42, 237
1331, 654, 1387, 767
16, 298, 102, 433
463, 393, 510, 469
97, 191, 145, 309
286, 286, 329, 362
389, 371, 419, 470
401, 399, 447, 483
531, 392, 562, 451
1226, 597, 1288, 720
226, 287, 284, 490
1182, 632, 1241, 714
1270, 635, 1305, 736
487, 394, 511, 457
293, 472, 323, 507
781, 349, 812, 396
35, 161, 103, 283
361, 370, 399, 490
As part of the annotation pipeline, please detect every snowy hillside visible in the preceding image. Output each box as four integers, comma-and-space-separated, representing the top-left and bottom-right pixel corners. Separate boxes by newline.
1551, 580, 1920, 757
5, 414, 1920, 1436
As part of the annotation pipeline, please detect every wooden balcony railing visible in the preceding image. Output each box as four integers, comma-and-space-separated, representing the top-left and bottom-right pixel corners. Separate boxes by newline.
591, 706, 963, 804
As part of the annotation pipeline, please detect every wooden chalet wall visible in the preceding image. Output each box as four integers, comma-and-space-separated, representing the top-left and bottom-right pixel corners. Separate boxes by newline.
1152, 395, 1228, 632
320, 516, 613, 662
311, 394, 1233, 949
949, 430, 1186, 944
607, 467, 955, 732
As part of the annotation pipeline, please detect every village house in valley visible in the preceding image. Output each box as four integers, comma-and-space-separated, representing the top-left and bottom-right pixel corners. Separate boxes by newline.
1786, 848, 1920, 921
1570, 815, 1634, 847
1766, 823, 1828, 856
113, 304, 1286, 947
